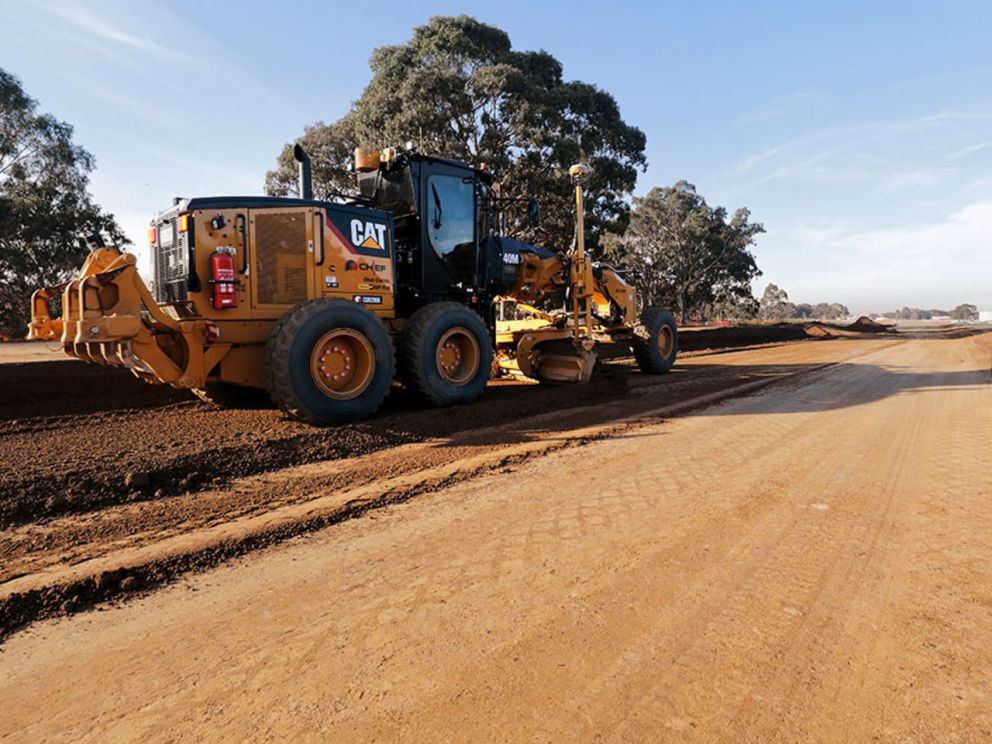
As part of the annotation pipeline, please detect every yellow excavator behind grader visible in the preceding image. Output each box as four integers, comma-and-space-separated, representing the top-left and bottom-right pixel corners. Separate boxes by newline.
29, 145, 678, 424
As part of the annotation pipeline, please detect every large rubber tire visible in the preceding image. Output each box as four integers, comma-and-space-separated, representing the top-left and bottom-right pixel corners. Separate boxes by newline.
193, 382, 272, 409
264, 298, 394, 425
633, 306, 679, 374
399, 302, 493, 406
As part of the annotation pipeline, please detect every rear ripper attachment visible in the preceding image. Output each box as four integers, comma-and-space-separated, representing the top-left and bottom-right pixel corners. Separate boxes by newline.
28, 143, 678, 425
28, 234, 227, 389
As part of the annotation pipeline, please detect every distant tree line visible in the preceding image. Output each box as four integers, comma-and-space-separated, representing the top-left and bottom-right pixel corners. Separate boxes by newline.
879, 304, 978, 321
753, 283, 850, 322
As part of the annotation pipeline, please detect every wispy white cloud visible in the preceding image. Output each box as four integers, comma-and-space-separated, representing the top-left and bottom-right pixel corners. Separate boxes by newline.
728, 109, 990, 193
734, 144, 790, 174
893, 65, 992, 93
889, 110, 963, 131
733, 91, 825, 128
52, 67, 190, 130
964, 176, 992, 195
948, 142, 992, 160
122, 140, 262, 191
46, 3, 187, 60
773, 201, 992, 311
724, 104, 992, 311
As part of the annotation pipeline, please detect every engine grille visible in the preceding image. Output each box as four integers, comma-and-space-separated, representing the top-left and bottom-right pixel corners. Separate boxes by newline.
152, 216, 187, 303
254, 211, 307, 305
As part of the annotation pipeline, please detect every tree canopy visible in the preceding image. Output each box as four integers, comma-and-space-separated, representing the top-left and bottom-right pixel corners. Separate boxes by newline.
266, 15, 647, 253
605, 181, 763, 322
882, 304, 978, 321
950, 303, 978, 321
757, 285, 851, 321
0, 67, 122, 336
758, 283, 792, 321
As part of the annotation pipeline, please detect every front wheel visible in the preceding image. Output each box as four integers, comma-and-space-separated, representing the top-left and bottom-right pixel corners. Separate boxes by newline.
264, 298, 394, 425
399, 302, 493, 406
633, 306, 678, 374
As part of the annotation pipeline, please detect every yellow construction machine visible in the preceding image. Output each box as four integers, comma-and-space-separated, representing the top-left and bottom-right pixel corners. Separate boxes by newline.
29, 146, 677, 424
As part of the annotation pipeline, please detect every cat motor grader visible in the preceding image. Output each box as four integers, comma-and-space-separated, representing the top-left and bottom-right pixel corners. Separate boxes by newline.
28, 144, 678, 424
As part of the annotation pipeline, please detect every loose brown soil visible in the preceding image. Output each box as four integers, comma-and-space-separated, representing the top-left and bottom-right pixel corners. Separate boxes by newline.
2, 327, 991, 742
0, 329, 913, 638
0, 323, 827, 531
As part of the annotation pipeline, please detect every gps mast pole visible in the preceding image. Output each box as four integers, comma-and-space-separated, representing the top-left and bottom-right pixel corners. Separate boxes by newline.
568, 164, 594, 345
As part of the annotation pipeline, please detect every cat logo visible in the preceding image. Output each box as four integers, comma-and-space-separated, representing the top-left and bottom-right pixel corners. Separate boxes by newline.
350, 219, 387, 250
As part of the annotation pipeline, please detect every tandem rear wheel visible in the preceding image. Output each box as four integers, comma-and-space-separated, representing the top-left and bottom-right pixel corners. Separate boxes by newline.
264, 298, 395, 425
399, 301, 493, 406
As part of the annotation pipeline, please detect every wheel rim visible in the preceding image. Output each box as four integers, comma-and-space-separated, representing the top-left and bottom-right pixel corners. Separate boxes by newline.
657, 325, 675, 357
435, 327, 480, 386
310, 329, 375, 400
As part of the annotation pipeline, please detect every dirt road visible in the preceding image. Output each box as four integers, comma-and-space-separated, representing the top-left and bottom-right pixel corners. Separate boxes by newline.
0, 332, 898, 630
2, 330, 991, 741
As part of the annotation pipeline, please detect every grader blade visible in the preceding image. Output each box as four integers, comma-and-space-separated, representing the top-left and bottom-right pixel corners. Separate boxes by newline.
515, 331, 597, 383
532, 348, 597, 383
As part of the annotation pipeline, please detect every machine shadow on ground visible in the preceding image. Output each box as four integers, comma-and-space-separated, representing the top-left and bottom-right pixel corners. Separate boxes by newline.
426, 362, 992, 449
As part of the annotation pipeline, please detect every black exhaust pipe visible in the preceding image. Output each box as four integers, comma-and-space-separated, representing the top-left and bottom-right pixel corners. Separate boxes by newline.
294, 144, 312, 200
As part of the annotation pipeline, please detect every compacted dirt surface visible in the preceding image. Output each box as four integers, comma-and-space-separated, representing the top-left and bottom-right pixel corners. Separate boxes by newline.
1, 324, 990, 741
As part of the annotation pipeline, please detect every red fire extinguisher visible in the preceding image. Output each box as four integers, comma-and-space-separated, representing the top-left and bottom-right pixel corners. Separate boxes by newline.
209, 246, 238, 309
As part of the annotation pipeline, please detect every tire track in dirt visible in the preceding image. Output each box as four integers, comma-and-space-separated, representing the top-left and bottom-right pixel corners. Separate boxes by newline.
386, 336, 990, 741
545, 366, 902, 737
719, 350, 930, 739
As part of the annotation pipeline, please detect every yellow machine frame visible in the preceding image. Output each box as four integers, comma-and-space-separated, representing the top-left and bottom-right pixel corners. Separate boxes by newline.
28, 156, 667, 413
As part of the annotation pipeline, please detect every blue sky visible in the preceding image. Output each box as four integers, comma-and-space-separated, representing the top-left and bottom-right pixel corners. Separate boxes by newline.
2, 0, 990, 313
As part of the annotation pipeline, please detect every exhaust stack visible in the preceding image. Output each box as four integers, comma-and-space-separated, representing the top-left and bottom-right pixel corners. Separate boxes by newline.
294, 144, 312, 200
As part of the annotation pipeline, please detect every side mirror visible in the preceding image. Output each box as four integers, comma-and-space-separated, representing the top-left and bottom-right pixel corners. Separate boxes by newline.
527, 199, 541, 229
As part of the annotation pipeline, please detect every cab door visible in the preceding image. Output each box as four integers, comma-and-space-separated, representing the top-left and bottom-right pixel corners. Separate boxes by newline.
421, 167, 478, 299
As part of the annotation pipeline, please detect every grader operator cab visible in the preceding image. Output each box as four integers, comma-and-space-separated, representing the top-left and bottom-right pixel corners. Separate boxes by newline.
29, 144, 678, 424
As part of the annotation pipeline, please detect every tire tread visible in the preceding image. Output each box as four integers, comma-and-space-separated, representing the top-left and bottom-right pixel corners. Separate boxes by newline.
399, 302, 491, 406
264, 298, 394, 425
633, 305, 678, 374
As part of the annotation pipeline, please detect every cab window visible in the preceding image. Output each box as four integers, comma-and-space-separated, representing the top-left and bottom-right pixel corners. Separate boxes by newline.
427, 175, 475, 279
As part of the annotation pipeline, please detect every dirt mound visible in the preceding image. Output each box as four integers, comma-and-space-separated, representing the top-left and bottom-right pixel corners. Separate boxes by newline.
0, 322, 872, 532
0, 325, 828, 530
847, 316, 894, 332
679, 324, 810, 351
804, 317, 895, 338
1, 331, 913, 638
804, 323, 833, 338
